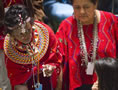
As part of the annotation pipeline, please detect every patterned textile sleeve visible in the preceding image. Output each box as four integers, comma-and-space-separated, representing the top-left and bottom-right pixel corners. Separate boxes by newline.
56, 21, 68, 73
56, 20, 70, 90
56, 21, 66, 60
55, 25, 65, 90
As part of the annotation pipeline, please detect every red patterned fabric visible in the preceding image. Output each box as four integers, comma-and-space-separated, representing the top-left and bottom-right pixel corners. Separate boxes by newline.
4, 21, 61, 90
56, 11, 118, 90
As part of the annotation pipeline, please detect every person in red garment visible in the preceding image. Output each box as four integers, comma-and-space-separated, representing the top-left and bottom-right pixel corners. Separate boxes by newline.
4, 4, 61, 90
56, 0, 118, 90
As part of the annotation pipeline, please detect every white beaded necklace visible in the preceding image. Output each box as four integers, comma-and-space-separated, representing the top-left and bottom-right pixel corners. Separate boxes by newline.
77, 15, 98, 67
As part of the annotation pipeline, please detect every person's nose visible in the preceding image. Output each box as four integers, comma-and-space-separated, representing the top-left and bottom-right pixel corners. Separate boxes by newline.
80, 8, 85, 14
19, 29, 27, 36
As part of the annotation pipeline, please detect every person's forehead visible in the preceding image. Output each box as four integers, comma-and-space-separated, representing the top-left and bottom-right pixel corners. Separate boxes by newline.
73, 0, 95, 7
73, 0, 93, 5
73, 0, 91, 3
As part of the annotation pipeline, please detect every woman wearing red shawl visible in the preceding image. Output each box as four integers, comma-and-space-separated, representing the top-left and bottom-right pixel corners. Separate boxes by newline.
56, 0, 118, 90
4, 4, 61, 90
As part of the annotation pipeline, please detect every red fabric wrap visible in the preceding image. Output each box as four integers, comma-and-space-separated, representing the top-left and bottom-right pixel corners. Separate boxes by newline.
56, 11, 118, 90
4, 21, 61, 90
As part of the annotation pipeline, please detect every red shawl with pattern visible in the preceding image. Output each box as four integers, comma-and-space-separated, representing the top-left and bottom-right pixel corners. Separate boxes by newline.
56, 11, 118, 90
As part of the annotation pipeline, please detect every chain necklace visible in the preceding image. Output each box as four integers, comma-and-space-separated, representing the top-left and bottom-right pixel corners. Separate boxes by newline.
77, 15, 98, 66
26, 44, 41, 89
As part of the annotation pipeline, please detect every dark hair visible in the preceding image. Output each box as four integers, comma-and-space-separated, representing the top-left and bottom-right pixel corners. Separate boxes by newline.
95, 57, 118, 90
71, 0, 98, 5
4, 4, 34, 34
0, 0, 4, 27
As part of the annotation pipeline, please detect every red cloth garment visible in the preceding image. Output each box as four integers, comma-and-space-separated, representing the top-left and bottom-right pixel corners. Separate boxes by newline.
56, 11, 118, 90
0, 26, 5, 49
3, 0, 23, 7
4, 21, 61, 90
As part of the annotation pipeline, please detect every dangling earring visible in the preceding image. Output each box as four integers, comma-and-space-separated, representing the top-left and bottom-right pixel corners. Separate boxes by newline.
18, 14, 26, 33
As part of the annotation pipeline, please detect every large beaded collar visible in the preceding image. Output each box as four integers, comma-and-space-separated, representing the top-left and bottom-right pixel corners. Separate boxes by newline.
4, 21, 49, 64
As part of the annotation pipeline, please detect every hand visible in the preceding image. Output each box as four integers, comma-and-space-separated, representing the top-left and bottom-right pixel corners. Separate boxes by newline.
92, 80, 98, 90
42, 64, 56, 77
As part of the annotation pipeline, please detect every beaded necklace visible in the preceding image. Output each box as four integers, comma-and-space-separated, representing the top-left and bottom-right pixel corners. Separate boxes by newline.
4, 21, 49, 64
77, 15, 98, 67
4, 21, 49, 89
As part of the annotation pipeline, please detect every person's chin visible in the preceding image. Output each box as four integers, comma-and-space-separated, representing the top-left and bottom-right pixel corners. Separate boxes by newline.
22, 39, 31, 44
79, 18, 87, 22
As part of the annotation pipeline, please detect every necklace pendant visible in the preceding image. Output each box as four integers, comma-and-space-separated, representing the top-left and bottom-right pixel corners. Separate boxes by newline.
35, 83, 42, 90
86, 62, 94, 75
77, 15, 98, 68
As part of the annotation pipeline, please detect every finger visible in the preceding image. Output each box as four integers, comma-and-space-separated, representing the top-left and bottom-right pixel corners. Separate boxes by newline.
52, 66, 56, 69
42, 64, 47, 68
42, 68, 46, 77
92, 86, 98, 90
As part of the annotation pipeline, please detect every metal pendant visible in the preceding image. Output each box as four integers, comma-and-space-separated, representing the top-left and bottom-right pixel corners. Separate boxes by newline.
35, 83, 42, 90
